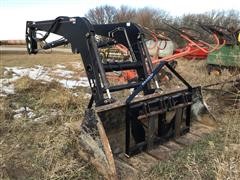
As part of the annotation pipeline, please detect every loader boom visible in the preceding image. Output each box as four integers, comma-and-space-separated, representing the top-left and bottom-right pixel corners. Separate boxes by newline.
26, 17, 159, 106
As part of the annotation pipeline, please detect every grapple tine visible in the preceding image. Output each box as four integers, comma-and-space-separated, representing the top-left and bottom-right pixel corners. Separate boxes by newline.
191, 88, 216, 127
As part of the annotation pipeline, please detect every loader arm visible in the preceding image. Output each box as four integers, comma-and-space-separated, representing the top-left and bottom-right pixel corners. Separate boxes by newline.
26, 17, 111, 106
26, 17, 164, 106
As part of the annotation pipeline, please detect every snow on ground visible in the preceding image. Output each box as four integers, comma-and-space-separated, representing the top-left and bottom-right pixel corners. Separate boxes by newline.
59, 77, 89, 88
54, 64, 66, 69
1, 84, 14, 95
6, 65, 52, 81
69, 62, 82, 69
13, 106, 36, 119
52, 69, 74, 78
0, 64, 89, 96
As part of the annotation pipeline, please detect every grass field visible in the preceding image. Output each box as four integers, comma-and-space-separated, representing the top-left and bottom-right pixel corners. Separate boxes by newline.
0, 51, 80, 75
0, 50, 239, 179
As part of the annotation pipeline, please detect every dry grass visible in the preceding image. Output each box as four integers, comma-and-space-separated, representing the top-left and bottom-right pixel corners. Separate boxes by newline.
176, 59, 237, 86
213, 110, 240, 180
147, 108, 240, 180
11, 77, 88, 113
1, 51, 239, 179
147, 59, 240, 180
0, 52, 81, 76
0, 77, 100, 179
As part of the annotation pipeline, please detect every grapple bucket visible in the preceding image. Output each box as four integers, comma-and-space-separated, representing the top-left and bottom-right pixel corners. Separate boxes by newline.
79, 86, 216, 179
97, 86, 214, 154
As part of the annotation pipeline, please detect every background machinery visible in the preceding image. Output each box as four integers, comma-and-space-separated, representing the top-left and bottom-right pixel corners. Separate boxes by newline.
200, 25, 240, 74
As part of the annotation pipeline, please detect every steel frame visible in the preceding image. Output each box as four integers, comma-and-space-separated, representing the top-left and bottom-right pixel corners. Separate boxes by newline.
26, 16, 195, 156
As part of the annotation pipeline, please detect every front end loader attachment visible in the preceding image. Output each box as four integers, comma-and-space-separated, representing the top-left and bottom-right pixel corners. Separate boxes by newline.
79, 85, 215, 179
96, 86, 214, 155
25, 17, 216, 179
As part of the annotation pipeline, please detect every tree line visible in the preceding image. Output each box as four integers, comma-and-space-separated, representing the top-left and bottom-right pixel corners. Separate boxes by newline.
85, 5, 240, 44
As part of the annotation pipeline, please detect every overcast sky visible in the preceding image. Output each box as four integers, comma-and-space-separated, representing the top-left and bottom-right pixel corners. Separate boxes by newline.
0, 0, 239, 40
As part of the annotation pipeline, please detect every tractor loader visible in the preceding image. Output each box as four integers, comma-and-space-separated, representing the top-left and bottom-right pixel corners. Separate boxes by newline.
25, 16, 217, 179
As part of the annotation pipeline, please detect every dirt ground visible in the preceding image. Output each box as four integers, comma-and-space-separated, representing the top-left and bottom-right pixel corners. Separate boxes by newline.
0, 50, 239, 179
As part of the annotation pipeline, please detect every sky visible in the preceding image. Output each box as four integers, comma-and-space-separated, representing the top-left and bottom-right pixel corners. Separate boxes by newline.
0, 0, 239, 40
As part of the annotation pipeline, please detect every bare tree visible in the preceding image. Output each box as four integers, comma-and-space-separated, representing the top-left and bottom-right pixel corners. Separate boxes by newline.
115, 6, 136, 22
85, 5, 171, 27
180, 10, 240, 28
85, 5, 117, 24
221, 10, 240, 28
134, 7, 170, 29
85, 5, 240, 36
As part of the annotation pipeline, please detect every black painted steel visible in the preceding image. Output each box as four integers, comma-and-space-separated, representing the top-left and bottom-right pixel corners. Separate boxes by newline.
26, 17, 196, 157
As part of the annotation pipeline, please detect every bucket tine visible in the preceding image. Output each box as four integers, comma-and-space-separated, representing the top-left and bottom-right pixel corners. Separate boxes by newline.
191, 88, 216, 127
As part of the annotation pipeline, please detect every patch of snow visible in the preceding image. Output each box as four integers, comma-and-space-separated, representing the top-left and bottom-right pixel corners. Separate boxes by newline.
1, 84, 15, 95
13, 107, 36, 119
14, 107, 32, 113
72, 92, 91, 98
70, 62, 81, 68
1, 74, 21, 84
13, 113, 23, 119
27, 112, 36, 118
0, 74, 23, 95
3, 70, 10, 76
72, 92, 79, 97
5, 66, 52, 82
1, 65, 90, 96
59, 77, 89, 88
54, 64, 66, 69
52, 69, 74, 78
14, 107, 26, 113
33, 115, 48, 122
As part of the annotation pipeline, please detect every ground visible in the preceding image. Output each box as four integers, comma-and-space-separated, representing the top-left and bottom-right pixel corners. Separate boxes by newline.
0, 48, 239, 179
